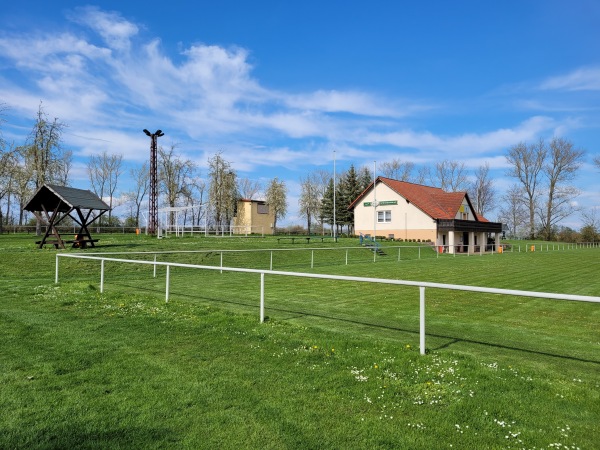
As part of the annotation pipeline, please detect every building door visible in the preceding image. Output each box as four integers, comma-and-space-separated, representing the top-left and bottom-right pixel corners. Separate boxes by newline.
463, 232, 469, 253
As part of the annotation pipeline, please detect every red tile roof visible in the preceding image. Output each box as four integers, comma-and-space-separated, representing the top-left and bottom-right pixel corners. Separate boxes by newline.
349, 177, 486, 221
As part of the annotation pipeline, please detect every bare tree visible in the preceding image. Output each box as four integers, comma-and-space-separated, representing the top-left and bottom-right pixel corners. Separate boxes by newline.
159, 144, 196, 227
432, 160, 468, 191
12, 158, 33, 226
594, 155, 600, 170
208, 152, 238, 231
298, 175, 320, 235
537, 138, 585, 240
506, 140, 546, 239
87, 150, 123, 225
125, 162, 149, 228
498, 185, 528, 238
379, 159, 414, 181
21, 103, 69, 234
187, 176, 207, 227
311, 169, 332, 232
24, 103, 69, 190
581, 206, 599, 230
469, 162, 495, 216
265, 177, 287, 233
0, 144, 17, 231
415, 166, 430, 185
238, 177, 262, 200
580, 207, 599, 243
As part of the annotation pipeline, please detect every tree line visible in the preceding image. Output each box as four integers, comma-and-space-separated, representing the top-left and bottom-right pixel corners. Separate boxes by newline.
1, 103, 598, 239
0, 104, 290, 233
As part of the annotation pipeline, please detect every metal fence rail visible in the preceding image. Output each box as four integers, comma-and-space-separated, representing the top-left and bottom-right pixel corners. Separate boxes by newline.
55, 253, 600, 356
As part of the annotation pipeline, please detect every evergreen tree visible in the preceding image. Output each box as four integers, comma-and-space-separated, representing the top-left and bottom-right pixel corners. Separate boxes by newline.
342, 165, 362, 235
357, 165, 373, 191
320, 178, 335, 234
335, 172, 350, 234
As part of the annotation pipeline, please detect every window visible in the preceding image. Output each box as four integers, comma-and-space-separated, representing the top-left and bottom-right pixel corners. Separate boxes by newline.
257, 203, 269, 214
377, 210, 391, 223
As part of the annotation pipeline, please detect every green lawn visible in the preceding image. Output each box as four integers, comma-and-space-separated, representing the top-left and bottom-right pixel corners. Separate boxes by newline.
1, 234, 599, 449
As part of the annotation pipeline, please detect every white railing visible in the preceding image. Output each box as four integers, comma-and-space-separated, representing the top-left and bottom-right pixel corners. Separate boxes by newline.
89, 245, 442, 269
55, 253, 600, 356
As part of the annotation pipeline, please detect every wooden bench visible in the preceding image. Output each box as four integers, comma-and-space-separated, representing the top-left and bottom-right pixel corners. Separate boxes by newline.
310, 236, 338, 243
65, 238, 99, 249
277, 237, 311, 244
36, 239, 62, 249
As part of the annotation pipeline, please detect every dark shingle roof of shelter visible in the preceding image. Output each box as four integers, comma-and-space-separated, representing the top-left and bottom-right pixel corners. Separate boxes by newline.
24, 184, 110, 213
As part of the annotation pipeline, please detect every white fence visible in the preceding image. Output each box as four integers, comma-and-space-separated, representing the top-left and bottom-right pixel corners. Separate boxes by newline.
86, 241, 599, 271
161, 225, 266, 238
55, 253, 600, 356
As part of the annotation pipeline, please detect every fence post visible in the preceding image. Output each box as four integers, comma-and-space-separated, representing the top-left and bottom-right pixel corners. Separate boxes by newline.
55, 254, 59, 284
100, 259, 105, 293
419, 247, 421, 259
311, 250, 314, 269
346, 249, 348, 265
398, 247, 401, 262
220, 252, 223, 274
270, 251, 273, 271
153, 254, 157, 278
260, 272, 265, 323
165, 265, 170, 303
419, 286, 426, 355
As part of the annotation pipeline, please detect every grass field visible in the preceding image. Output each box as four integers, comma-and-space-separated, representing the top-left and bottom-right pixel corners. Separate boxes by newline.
1, 234, 599, 449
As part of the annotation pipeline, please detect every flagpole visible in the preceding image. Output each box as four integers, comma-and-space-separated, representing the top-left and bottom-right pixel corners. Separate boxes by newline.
373, 160, 377, 243
333, 150, 336, 240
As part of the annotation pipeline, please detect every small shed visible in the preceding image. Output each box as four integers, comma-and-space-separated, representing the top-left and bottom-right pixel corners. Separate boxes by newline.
24, 184, 110, 249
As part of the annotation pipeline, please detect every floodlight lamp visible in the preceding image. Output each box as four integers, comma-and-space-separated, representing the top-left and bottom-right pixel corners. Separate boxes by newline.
143, 129, 151, 136
155, 130, 164, 137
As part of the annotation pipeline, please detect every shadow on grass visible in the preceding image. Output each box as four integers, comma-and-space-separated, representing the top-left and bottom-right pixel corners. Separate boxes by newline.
112, 281, 600, 366
2, 425, 179, 449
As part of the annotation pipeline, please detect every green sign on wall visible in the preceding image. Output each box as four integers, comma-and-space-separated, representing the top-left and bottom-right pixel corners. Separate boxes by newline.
363, 200, 398, 207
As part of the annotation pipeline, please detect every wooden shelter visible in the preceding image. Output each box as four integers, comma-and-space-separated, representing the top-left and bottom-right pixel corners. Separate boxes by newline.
24, 184, 110, 249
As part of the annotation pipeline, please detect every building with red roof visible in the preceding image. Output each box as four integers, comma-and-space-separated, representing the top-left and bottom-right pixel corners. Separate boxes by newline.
349, 177, 502, 253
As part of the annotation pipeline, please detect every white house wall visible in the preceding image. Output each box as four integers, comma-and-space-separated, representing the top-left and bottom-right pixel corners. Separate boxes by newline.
455, 198, 473, 221
354, 183, 436, 241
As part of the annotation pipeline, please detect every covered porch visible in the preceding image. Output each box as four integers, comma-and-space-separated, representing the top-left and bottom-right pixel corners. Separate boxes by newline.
436, 219, 503, 254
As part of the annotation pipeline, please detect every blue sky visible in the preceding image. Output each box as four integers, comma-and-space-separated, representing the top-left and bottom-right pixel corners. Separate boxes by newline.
1, 1, 599, 227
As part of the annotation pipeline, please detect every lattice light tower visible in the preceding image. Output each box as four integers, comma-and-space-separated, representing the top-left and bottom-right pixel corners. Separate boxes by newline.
143, 128, 164, 235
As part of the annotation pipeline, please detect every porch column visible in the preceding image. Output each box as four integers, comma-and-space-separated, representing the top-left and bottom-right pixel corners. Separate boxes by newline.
480, 232, 486, 254
495, 232, 501, 252
448, 231, 455, 254
468, 231, 475, 254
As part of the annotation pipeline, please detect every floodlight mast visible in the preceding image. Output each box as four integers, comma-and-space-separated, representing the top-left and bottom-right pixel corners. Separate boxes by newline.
143, 129, 164, 235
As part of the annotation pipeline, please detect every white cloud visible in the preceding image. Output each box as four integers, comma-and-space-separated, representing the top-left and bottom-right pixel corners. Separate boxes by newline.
360, 116, 559, 155
68, 6, 139, 52
540, 67, 600, 91
283, 90, 428, 118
